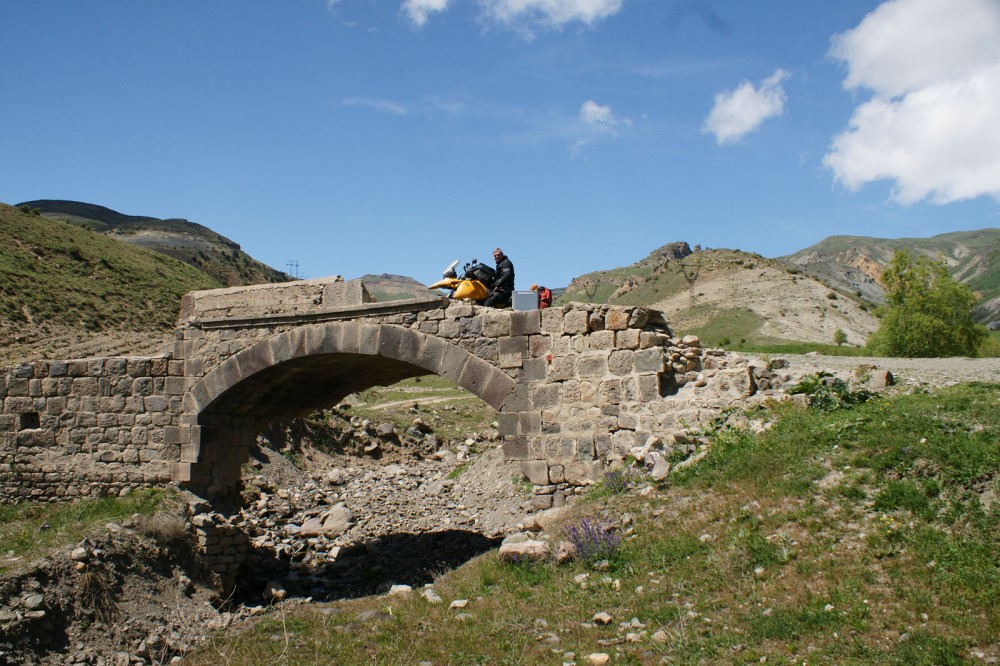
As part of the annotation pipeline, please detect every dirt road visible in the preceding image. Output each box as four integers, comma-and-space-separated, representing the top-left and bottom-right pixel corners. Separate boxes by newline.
747, 353, 1000, 388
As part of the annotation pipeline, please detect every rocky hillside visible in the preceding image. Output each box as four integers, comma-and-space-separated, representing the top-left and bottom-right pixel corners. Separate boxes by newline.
17, 199, 291, 287
780, 228, 1000, 325
560, 245, 878, 346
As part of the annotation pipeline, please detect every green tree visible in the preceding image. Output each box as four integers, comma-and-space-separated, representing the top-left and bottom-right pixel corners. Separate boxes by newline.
833, 328, 848, 346
867, 250, 986, 357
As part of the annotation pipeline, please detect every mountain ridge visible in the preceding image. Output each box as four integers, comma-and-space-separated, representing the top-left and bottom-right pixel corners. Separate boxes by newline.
17, 199, 290, 287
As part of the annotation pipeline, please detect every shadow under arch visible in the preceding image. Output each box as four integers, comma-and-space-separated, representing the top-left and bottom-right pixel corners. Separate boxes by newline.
180, 321, 517, 499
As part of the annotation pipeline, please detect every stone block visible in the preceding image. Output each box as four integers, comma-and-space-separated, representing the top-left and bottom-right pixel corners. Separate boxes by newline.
5, 378, 29, 396
4, 397, 34, 413
477, 370, 516, 411
605, 309, 629, 330
502, 383, 529, 412
16, 429, 55, 447
587, 330, 615, 350
498, 336, 529, 357
608, 350, 634, 375
481, 311, 510, 337
438, 342, 469, 384
457, 357, 496, 399
510, 310, 541, 336
563, 310, 590, 335
502, 436, 529, 460
518, 411, 542, 435
498, 413, 519, 437
635, 348, 665, 373
638, 373, 660, 401
459, 317, 482, 338
416, 335, 446, 372
472, 338, 498, 362
540, 308, 565, 335
529, 383, 560, 410
164, 426, 190, 445
547, 356, 575, 382
599, 379, 623, 404
446, 303, 474, 319
103, 358, 127, 376
184, 358, 204, 377
616, 329, 641, 350
576, 354, 608, 378
127, 360, 151, 378
437, 318, 461, 339
528, 335, 552, 358
521, 357, 548, 382
132, 377, 154, 397
564, 460, 600, 485
72, 377, 100, 397
519, 460, 550, 485
628, 309, 650, 328
499, 353, 523, 369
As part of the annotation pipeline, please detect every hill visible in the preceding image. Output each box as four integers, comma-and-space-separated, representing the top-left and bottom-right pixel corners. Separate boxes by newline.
560, 245, 878, 347
780, 229, 1000, 326
0, 203, 222, 361
17, 199, 291, 287
358, 273, 441, 302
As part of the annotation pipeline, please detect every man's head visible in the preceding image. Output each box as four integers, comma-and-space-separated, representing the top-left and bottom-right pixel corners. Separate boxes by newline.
493, 248, 505, 262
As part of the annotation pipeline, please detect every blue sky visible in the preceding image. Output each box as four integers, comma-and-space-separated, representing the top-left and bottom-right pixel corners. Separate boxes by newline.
2, 0, 999, 289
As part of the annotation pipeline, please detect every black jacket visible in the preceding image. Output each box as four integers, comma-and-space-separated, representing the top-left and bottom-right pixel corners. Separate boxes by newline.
493, 256, 515, 293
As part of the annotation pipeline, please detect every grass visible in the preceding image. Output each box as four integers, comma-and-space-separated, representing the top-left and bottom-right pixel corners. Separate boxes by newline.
676, 306, 766, 348
340, 375, 497, 443
187, 383, 999, 665
0, 202, 220, 332
0, 488, 176, 570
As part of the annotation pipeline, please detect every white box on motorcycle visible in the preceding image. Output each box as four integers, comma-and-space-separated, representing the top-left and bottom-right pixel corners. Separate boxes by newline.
512, 290, 539, 311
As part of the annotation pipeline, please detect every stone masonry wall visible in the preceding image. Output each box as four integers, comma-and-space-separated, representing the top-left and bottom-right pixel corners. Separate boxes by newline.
176, 301, 770, 511
0, 356, 186, 502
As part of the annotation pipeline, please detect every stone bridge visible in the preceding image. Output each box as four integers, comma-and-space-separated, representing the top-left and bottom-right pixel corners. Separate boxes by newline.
1, 276, 775, 585
1, 277, 764, 510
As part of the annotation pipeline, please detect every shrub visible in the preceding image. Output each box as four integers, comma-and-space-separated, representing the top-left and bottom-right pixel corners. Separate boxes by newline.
787, 372, 874, 412
866, 250, 986, 357
563, 517, 621, 564
602, 467, 642, 494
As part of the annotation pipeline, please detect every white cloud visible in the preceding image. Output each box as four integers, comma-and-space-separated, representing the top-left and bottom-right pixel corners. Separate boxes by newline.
579, 100, 617, 131
702, 69, 788, 145
339, 97, 410, 116
480, 0, 625, 30
824, 0, 1000, 204
571, 99, 628, 156
403, 0, 451, 27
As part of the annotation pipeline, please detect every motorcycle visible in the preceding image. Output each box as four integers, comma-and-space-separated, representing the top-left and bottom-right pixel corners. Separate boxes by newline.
428, 259, 495, 303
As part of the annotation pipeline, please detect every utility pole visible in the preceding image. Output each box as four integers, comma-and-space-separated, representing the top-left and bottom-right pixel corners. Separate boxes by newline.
286, 260, 300, 280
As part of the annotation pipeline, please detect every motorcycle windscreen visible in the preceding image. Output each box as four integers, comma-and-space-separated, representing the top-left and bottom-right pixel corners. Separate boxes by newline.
453, 280, 489, 300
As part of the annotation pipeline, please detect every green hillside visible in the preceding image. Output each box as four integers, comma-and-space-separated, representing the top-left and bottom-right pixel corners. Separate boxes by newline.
0, 202, 221, 333
18, 199, 291, 287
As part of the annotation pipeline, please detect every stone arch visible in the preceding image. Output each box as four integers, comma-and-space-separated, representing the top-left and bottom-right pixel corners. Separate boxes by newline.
178, 321, 517, 498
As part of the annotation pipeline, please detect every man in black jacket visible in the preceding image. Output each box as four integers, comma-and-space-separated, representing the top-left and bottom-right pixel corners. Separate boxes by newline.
484, 247, 514, 308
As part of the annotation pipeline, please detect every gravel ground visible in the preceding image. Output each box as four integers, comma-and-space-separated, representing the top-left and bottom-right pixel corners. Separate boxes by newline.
748, 353, 1000, 388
